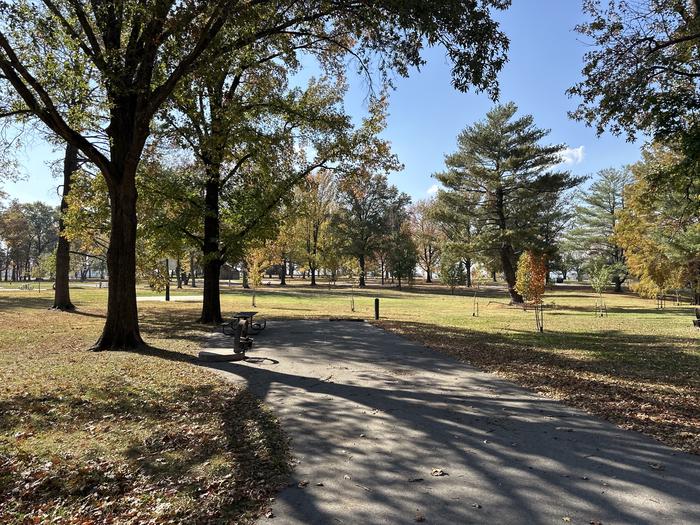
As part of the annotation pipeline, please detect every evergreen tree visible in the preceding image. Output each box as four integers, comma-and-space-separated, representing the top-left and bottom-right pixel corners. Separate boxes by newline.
435, 103, 581, 303
569, 168, 632, 292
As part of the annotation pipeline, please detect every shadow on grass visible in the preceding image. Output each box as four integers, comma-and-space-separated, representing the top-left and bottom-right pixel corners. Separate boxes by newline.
0, 295, 53, 311
378, 319, 699, 456
393, 320, 699, 388
0, 295, 107, 318
1, 380, 290, 522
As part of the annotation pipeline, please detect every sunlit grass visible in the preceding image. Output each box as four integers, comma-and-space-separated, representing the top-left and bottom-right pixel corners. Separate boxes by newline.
0, 289, 290, 524
0, 278, 697, 523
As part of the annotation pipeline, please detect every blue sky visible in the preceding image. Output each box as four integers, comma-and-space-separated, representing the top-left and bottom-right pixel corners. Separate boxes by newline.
3, 1, 642, 205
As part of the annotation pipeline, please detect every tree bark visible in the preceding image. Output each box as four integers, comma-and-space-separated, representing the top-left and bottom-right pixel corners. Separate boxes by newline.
92, 174, 143, 350
52, 143, 78, 311
200, 176, 223, 324
613, 275, 623, 293
164, 259, 170, 302
465, 258, 472, 288
501, 245, 523, 304
176, 258, 182, 288
280, 261, 287, 286
495, 185, 522, 303
358, 254, 366, 287
190, 252, 197, 287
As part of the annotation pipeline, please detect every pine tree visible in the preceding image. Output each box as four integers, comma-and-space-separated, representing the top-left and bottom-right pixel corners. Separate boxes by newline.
435, 103, 581, 303
569, 168, 632, 292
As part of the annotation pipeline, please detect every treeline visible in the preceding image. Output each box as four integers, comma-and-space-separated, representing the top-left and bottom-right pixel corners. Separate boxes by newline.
2, 0, 699, 352
0, 1, 511, 349
0, 201, 57, 281
0, 200, 108, 283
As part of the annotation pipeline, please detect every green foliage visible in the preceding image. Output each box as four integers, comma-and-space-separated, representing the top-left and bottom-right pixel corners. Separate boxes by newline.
589, 262, 612, 297
435, 102, 582, 301
569, 0, 700, 141
0, 199, 58, 279
567, 168, 631, 290
616, 143, 700, 300
439, 247, 467, 293
386, 226, 417, 289
31, 251, 54, 281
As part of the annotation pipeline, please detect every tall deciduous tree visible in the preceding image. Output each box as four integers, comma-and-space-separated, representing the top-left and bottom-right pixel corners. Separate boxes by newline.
616, 143, 700, 303
570, 0, 700, 142
410, 199, 442, 283
435, 103, 581, 303
0, 0, 510, 349
296, 170, 337, 287
159, 20, 351, 322
336, 172, 406, 287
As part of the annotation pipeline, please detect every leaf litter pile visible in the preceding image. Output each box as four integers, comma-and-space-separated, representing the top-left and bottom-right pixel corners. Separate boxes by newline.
0, 299, 291, 524
377, 319, 699, 455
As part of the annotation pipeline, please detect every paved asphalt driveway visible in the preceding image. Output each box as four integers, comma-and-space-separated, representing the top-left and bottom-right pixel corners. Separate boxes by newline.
202, 320, 700, 525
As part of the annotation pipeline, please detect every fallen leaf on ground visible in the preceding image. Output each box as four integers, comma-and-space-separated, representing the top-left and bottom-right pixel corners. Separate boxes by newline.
431, 468, 447, 476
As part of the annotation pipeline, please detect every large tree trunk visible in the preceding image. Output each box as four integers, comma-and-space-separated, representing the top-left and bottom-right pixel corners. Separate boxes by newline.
358, 254, 366, 287
176, 258, 182, 288
200, 176, 223, 324
500, 245, 523, 304
190, 252, 197, 287
92, 175, 143, 350
310, 267, 317, 286
613, 275, 623, 293
465, 258, 472, 288
279, 261, 287, 286
495, 185, 522, 304
52, 143, 78, 311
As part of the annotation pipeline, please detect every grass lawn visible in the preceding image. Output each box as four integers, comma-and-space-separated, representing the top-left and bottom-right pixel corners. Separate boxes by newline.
0, 291, 290, 524
1, 279, 698, 522
217, 279, 696, 454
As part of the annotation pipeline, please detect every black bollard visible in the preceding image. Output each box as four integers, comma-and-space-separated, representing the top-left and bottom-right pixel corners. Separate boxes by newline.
374, 298, 379, 320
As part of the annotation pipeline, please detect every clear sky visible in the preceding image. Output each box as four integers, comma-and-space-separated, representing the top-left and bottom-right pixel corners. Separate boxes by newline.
2, 1, 642, 206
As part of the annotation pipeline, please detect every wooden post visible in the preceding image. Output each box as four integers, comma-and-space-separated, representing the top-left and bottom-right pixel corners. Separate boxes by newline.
374, 298, 379, 320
